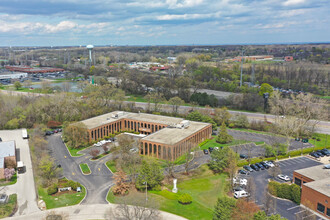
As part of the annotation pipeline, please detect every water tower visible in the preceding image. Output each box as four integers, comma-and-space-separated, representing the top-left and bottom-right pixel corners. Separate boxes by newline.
86, 45, 94, 65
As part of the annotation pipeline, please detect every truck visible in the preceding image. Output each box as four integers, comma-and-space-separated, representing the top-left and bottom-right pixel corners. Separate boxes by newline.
17, 161, 24, 173
22, 129, 29, 139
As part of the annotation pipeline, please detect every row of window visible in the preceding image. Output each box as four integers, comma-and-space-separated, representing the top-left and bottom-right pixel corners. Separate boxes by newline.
124, 120, 166, 133
317, 203, 330, 217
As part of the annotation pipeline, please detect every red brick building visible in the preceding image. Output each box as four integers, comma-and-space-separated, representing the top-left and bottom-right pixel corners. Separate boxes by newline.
80, 111, 212, 161
293, 165, 330, 218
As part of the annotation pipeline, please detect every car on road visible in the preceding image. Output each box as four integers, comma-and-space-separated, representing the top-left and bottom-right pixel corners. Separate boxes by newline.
238, 169, 249, 175
243, 165, 253, 172
278, 174, 290, 181
234, 190, 249, 199
240, 154, 248, 159
233, 177, 247, 186
208, 147, 214, 153
250, 164, 260, 171
321, 149, 330, 156
255, 163, 265, 170
310, 152, 320, 158
203, 149, 209, 154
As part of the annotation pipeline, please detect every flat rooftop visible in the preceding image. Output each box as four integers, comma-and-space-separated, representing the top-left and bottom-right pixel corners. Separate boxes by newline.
141, 121, 210, 145
0, 141, 16, 158
80, 111, 184, 130
304, 177, 330, 197
294, 164, 330, 181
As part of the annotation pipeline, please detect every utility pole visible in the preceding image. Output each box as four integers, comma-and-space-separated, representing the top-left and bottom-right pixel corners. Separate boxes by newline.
240, 48, 244, 87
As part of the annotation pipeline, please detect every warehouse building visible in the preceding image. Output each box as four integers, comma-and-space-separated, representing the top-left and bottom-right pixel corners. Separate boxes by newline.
293, 165, 330, 218
80, 111, 212, 161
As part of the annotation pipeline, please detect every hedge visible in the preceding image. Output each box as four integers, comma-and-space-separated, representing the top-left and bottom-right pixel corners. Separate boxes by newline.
47, 183, 58, 195
178, 193, 192, 205
268, 181, 301, 204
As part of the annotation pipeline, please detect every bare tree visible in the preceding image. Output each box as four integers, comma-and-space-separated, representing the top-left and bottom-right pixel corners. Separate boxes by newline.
165, 160, 175, 179
62, 81, 71, 92
184, 143, 195, 175
103, 144, 109, 154
267, 166, 282, 179
89, 149, 100, 159
105, 194, 161, 220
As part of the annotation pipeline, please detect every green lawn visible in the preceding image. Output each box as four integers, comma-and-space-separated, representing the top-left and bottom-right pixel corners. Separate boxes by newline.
0, 194, 17, 218
0, 173, 17, 186
311, 133, 329, 148
79, 163, 91, 175
126, 94, 148, 102
200, 137, 251, 150
229, 128, 275, 136
38, 185, 86, 209
107, 165, 228, 220
106, 160, 117, 173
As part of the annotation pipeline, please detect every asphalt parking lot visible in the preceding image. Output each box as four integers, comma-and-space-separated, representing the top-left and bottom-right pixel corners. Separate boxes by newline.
241, 156, 325, 220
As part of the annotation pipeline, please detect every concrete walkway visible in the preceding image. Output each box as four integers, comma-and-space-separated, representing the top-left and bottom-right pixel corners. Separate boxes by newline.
7, 204, 187, 220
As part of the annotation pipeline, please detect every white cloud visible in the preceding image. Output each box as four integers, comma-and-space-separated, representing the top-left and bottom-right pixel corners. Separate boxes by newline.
44, 21, 77, 33
166, 0, 204, 9
282, 0, 305, 6
156, 13, 211, 20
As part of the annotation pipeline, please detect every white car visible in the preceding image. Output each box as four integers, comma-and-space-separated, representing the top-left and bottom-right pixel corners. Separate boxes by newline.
265, 161, 275, 167
278, 174, 290, 181
234, 190, 249, 199
233, 177, 247, 186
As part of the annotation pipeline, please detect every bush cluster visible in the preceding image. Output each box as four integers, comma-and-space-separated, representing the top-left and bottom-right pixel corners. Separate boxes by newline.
178, 193, 192, 205
63, 180, 81, 191
47, 183, 58, 195
268, 181, 301, 204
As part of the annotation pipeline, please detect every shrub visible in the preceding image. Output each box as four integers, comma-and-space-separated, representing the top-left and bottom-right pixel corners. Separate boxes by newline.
290, 184, 301, 204
47, 183, 58, 195
63, 180, 80, 190
268, 181, 301, 204
178, 193, 192, 205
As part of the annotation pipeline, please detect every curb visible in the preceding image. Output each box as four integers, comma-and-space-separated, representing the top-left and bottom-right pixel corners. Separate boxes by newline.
104, 161, 115, 174
79, 163, 91, 175
78, 184, 88, 205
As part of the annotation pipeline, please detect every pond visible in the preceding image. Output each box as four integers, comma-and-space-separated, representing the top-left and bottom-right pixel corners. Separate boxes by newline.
30, 81, 82, 93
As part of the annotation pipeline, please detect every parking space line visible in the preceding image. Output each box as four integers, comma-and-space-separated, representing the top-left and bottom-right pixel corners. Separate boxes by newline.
287, 205, 300, 210
294, 210, 306, 215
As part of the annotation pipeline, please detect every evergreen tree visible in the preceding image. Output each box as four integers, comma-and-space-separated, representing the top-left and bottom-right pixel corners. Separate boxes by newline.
136, 160, 164, 190
216, 122, 233, 144
213, 196, 236, 220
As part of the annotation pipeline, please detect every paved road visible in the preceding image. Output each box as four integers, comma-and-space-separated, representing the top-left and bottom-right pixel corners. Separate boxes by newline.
8, 203, 187, 220
0, 129, 40, 216
2, 89, 329, 134
245, 156, 325, 220
47, 134, 114, 204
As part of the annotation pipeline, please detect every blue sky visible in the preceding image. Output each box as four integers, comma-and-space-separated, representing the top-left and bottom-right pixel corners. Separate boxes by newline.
0, 0, 329, 46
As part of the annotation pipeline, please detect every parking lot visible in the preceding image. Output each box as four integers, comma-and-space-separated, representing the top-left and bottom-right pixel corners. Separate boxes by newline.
237, 156, 326, 220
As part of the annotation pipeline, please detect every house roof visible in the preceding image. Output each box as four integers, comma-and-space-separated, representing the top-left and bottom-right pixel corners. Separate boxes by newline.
0, 141, 16, 158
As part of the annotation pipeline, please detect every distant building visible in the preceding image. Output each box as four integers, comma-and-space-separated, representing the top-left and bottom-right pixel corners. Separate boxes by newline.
0, 141, 17, 179
285, 56, 294, 62
5, 65, 64, 74
293, 165, 330, 218
0, 72, 28, 80
225, 55, 274, 62
79, 111, 212, 161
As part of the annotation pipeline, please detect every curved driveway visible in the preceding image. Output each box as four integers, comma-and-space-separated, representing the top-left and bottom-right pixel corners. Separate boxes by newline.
47, 134, 114, 204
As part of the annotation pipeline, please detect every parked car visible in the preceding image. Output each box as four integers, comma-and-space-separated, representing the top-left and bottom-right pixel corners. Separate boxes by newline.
310, 152, 320, 158
264, 161, 275, 167
54, 129, 58, 133
233, 186, 244, 192
234, 190, 249, 199
203, 149, 209, 154
208, 147, 214, 153
58, 128, 62, 132
260, 162, 270, 169
233, 177, 247, 186
316, 150, 325, 157
278, 174, 290, 181
240, 154, 248, 159
238, 169, 249, 175
255, 163, 265, 170
243, 165, 253, 172
45, 131, 52, 136
250, 164, 260, 171
321, 149, 330, 156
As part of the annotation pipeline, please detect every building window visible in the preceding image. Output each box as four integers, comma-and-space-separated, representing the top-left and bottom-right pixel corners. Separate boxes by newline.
326, 208, 330, 217
317, 203, 325, 213
294, 177, 301, 186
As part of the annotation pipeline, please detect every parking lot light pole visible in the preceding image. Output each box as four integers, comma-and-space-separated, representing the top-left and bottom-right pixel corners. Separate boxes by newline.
144, 181, 148, 205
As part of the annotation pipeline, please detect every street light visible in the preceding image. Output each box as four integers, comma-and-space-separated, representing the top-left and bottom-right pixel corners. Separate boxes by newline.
143, 181, 148, 204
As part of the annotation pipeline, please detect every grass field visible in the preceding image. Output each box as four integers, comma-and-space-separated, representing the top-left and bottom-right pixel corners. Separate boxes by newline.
38, 186, 86, 209
0, 194, 17, 218
79, 163, 91, 175
106, 160, 117, 173
0, 173, 17, 187
107, 165, 228, 220
311, 133, 329, 148
199, 137, 251, 150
